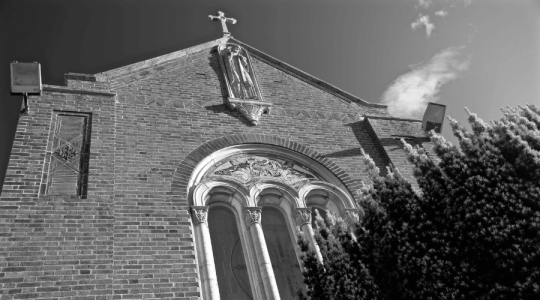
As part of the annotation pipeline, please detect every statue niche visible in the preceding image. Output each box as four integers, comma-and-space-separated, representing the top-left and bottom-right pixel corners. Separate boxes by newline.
222, 45, 257, 99
217, 43, 272, 126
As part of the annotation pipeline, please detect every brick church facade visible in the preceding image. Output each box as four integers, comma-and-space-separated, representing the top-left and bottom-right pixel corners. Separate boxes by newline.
1, 26, 431, 299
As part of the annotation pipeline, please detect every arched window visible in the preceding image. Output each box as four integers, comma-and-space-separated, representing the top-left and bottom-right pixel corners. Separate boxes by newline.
261, 206, 306, 298
189, 145, 358, 300
208, 206, 253, 300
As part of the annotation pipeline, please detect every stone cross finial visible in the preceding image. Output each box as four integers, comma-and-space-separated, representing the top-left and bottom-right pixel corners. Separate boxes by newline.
208, 11, 237, 36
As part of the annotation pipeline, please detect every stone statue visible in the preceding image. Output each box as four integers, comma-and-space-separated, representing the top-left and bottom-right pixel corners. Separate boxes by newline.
217, 43, 271, 125
223, 45, 257, 99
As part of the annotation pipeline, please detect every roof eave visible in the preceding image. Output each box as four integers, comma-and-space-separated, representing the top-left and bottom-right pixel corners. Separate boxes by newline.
229, 38, 387, 109
92, 35, 386, 109
94, 36, 231, 81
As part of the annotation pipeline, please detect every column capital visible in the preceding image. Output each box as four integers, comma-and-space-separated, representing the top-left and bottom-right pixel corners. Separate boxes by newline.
244, 207, 262, 227
191, 206, 209, 225
294, 207, 312, 229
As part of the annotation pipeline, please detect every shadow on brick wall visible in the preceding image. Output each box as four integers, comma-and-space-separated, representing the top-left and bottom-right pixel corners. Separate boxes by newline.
204, 103, 255, 127
344, 121, 390, 176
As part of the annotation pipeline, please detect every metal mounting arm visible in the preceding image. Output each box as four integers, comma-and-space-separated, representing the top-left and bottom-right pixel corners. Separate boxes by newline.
19, 93, 29, 118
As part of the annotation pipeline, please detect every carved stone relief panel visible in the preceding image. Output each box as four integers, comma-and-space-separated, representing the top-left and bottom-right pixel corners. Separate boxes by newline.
205, 154, 322, 190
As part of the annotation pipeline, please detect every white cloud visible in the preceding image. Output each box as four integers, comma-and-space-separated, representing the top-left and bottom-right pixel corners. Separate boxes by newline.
435, 10, 448, 17
411, 14, 435, 38
417, 0, 432, 9
380, 46, 471, 118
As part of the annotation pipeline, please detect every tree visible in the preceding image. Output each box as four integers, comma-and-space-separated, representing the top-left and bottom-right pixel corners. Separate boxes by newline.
298, 104, 540, 299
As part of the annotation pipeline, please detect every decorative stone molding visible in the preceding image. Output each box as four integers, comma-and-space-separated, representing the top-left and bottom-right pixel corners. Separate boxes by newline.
116, 93, 391, 123
228, 99, 272, 126
191, 206, 209, 225
207, 153, 320, 190
174, 137, 361, 204
244, 207, 262, 227
322, 195, 330, 206
257, 194, 283, 207
294, 208, 313, 229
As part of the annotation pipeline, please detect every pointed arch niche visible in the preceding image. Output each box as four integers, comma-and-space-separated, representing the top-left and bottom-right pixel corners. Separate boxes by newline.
188, 144, 359, 300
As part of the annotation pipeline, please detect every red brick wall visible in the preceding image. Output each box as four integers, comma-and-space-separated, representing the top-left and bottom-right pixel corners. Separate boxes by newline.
1, 92, 115, 299
1, 44, 427, 299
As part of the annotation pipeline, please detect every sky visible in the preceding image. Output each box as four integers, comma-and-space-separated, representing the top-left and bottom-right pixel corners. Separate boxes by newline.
1, 0, 539, 190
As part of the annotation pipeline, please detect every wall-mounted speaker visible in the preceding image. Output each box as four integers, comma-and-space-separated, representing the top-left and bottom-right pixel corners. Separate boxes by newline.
422, 102, 446, 133
10, 62, 42, 94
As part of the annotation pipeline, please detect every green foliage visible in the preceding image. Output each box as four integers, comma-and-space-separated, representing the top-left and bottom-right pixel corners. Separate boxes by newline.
298, 104, 540, 299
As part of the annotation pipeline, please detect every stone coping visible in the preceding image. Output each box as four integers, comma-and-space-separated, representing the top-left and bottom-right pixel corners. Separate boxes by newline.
42, 85, 116, 96
364, 114, 423, 122
229, 38, 387, 109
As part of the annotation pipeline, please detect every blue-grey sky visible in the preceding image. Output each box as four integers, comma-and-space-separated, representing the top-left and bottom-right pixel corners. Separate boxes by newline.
1, 0, 538, 189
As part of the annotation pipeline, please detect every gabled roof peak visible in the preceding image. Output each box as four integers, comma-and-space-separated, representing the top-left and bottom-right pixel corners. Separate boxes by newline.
92, 36, 386, 108
228, 38, 385, 108
95, 36, 231, 81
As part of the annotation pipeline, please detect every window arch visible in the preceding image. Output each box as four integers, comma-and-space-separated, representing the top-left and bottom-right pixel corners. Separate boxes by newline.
208, 205, 253, 299
261, 206, 305, 298
189, 145, 358, 300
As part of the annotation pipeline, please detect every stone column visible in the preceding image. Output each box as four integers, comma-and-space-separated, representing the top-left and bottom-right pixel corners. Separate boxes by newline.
244, 207, 281, 300
191, 206, 220, 300
294, 208, 323, 264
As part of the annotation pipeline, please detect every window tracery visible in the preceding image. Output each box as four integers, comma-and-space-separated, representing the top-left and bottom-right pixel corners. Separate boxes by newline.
208, 206, 253, 300
205, 154, 321, 190
261, 206, 306, 298
189, 146, 359, 300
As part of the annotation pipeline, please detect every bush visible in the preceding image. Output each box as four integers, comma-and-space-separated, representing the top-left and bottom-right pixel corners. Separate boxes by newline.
298, 104, 540, 299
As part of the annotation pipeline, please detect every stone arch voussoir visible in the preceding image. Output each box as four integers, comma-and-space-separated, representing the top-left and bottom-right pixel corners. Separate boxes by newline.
169, 134, 361, 203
